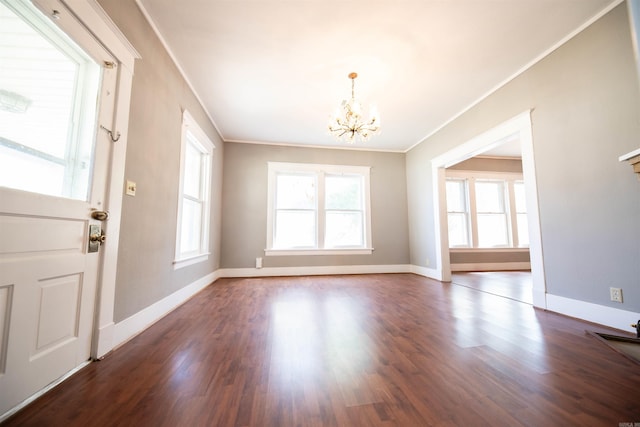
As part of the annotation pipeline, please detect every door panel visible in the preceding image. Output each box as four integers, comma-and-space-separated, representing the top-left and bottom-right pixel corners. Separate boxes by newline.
0, 0, 116, 416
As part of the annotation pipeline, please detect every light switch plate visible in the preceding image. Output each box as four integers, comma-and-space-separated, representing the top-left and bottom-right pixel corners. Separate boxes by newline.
125, 180, 137, 196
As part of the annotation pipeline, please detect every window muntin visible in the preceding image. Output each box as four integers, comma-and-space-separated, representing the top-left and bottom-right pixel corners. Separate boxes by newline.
174, 111, 214, 268
267, 162, 372, 255
0, 0, 101, 200
445, 171, 528, 249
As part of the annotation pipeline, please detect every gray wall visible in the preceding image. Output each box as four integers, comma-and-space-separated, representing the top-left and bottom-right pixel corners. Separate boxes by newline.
98, 0, 224, 322
221, 143, 409, 269
407, 3, 640, 311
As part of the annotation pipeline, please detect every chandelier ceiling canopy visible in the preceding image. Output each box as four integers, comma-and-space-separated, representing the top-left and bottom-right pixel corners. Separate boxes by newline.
328, 72, 380, 144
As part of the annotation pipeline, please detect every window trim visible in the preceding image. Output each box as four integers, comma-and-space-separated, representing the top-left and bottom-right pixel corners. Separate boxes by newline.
445, 170, 527, 249
265, 162, 373, 256
173, 110, 214, 269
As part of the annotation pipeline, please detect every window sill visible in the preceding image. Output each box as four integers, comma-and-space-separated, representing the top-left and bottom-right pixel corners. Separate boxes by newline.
265, 248, 374, 256
173, 252, 210, 270
449, 247, 529, 253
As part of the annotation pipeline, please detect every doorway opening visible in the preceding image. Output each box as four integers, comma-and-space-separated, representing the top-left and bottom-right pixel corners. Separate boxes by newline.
431, 111, 546, 308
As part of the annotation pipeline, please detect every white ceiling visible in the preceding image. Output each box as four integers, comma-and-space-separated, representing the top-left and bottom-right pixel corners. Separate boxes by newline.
137, 0, 618, 153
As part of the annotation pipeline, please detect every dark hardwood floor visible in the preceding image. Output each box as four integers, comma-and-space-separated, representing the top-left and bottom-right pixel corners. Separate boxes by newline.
3, 274, 639, 426
451, 271, 533, 304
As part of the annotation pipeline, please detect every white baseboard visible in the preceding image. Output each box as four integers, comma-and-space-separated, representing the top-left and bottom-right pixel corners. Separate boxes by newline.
410, 265, 444, 281
217, 264, 411, 278
95, 322, 115, 359
451, 262, 531, 272
546, 294, 640, 333
112, 270, 220, 349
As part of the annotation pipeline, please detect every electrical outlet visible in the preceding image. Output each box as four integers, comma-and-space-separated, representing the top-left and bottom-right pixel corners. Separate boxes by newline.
609, 287, 623, 303
425, 258, 430, 267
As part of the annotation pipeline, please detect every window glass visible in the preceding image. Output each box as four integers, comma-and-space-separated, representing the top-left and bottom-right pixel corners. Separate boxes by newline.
276, 174, 315, 209
325, 212, 363, 247
183, 134, 202, 198
477, 214, 509, 247
274, 211, 316, 248
475, 181, 504, 212
447, 212, 469, 247
326, 175, 361, 210
180, 198, 202, 253
446, 179, 466, 212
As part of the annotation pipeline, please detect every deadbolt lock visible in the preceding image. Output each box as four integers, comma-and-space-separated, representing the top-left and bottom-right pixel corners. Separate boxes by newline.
88, 224, 106, 253
91, 210, 110, 221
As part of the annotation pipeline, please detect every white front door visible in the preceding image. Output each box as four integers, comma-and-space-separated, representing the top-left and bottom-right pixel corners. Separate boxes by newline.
0, 0, 119, 415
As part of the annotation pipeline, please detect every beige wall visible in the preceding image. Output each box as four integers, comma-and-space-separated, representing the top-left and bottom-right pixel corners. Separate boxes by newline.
407, 3, 640, 310
221, 143, 410, 269
98, 0, 224, 322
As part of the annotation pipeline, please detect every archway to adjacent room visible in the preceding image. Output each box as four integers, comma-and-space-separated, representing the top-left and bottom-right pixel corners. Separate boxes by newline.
431, 111, 547, 308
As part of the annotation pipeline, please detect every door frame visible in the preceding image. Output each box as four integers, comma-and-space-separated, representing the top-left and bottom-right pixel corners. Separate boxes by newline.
55, 0, 140, 358
430, 110, 547, 308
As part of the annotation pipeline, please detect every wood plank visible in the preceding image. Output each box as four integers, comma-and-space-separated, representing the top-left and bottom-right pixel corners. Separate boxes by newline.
3, 273, 640, 426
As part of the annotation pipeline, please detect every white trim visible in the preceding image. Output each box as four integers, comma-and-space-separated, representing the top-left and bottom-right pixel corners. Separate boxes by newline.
94, 67, 133, 358
217, 264, 411, 278
174, 110, 215, 267
619, 147, 640, 161
411, 264, 445, 281
451, 262, 531, 272
431, 111, 547, 307
77, 1, 140, 70
266, 162, 372, 253
407, 0, 624, 153
450, 248, 529, 254
173, 253, 210, 269
227, 138, 404, 153
94, 321, 114, 358
546, 294, 640, 333
265, 248, 374, 256
112, 271, 220, 349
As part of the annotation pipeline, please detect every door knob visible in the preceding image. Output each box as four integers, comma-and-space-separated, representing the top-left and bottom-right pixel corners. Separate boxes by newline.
89, 232, 106, 243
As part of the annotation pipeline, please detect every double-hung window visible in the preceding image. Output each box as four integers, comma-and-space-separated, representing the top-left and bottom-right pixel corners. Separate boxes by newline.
174, 110, 214, 268
445, 171, 528, 249
266, 162, 372, 255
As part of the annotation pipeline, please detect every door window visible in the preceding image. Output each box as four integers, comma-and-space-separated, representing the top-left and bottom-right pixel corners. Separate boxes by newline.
0, 0, 101, 200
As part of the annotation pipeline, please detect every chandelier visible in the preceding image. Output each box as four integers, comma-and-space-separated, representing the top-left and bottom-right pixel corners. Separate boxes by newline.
328, 72, 380, 143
